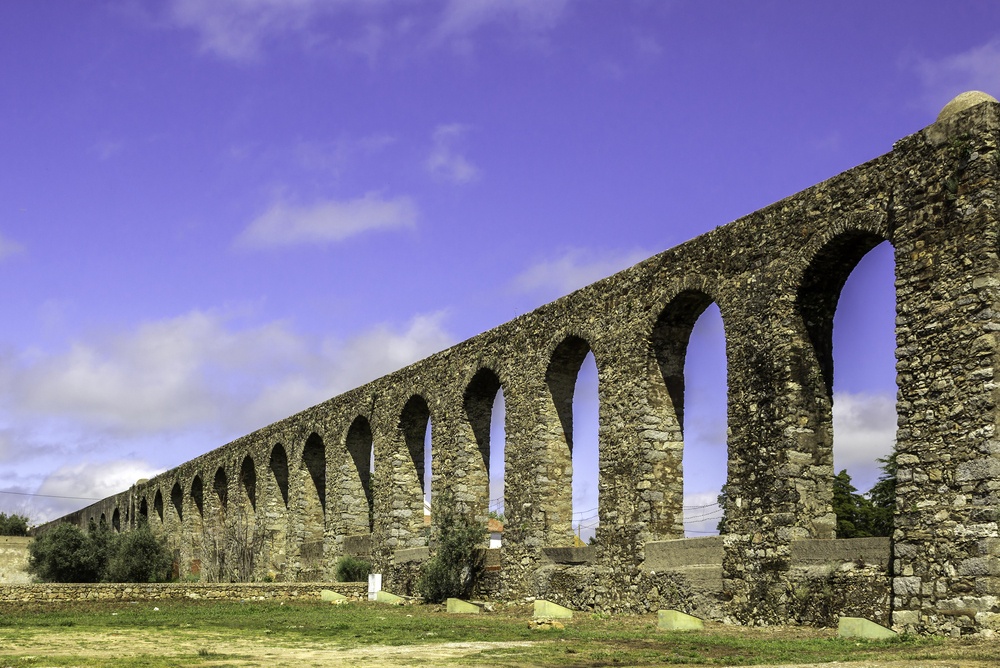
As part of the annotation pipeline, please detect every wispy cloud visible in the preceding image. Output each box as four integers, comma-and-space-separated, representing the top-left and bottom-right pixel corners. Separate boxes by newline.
910, 39, 1000, 111
832, 390, 896, 491
235, 192, 417, 249
0, 232, 25, 261
425, 124, 479, 184
165, 0, 572, 62
0, 308, 454, 520
511, 247, 649, 298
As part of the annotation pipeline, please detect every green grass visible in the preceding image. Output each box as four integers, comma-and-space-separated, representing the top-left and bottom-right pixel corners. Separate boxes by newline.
0, 599, 992, 667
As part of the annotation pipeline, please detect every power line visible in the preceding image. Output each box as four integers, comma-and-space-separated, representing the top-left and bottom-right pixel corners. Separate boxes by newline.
0, 489, 102, 501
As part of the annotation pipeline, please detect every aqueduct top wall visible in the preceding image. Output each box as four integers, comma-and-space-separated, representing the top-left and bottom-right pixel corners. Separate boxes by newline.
51, 96, 1000, 635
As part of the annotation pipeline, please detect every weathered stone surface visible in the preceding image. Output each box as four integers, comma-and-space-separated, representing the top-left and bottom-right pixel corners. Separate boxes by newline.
658, 609, 704, 631
37, 94, 1000, 636
838, 616, 897, 639
446, 598, 481, 614
534, 599, 573, 619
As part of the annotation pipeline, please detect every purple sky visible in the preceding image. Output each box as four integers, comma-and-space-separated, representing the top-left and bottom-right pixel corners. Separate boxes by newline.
1, 1, 998, 534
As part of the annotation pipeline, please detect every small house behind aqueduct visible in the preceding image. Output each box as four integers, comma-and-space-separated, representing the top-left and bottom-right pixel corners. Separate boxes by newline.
49, 93, 1000, 636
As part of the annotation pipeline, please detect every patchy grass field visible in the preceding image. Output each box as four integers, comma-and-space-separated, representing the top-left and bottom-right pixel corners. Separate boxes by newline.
0, 599, 993, 667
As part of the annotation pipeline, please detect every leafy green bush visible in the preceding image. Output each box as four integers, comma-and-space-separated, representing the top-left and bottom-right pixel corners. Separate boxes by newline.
418, 491, 487, 603
335, 556, 371, 582
0, 512, 30, 536
29, 523, 101, 583
29, 518, 173, 583
104, 521, 173, 583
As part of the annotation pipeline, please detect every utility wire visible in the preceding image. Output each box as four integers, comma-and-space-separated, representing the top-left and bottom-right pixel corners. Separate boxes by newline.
0, 489, 102, 501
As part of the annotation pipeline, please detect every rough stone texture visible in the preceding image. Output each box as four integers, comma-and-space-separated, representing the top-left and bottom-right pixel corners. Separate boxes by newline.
0, 582, 366, 603
40, 97, 1000, 635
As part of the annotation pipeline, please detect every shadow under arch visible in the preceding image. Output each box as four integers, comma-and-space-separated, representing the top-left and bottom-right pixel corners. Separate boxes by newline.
543, 334, 600, 545
295, 433, 326, 579
266, 443, 290, 576
463, 367, 505, 524
345, 415, 374, 533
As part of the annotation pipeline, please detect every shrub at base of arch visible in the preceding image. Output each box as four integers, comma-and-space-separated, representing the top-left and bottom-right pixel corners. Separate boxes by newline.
417, 490, 487, 603
28, 519, 173, 583
104, 521, 173, 583
335, 556, 371, 582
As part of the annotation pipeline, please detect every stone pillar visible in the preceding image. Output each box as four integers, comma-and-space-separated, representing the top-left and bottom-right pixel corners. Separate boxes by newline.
890, 97, 1000, 636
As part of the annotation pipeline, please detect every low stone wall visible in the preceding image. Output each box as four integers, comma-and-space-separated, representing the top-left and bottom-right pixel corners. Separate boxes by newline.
0, 537, 32, 584
0, 581, 367, 603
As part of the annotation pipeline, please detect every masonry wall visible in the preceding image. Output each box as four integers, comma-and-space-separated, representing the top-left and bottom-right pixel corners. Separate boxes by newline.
44, 100, 1000, 635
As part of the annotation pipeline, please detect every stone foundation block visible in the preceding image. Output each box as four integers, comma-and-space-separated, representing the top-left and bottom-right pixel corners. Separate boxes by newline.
533, 599, 573, 619
446, 598, 481, 614
838, 617, 897, 639
658, 610, 704, 631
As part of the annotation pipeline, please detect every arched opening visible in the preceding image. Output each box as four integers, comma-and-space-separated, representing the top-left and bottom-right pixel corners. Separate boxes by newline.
213, 467, 228, 511
171, 482, 184, 523
545, 335, 599, 544
296, 433, 326, 579
99, 512, 106, 526
797, 233, 896, 539
189, 475, 205, 579
139, 497, 148, 522
345, 416, 374, 533
652, 290, 728, 537
269, 444, 290, 507
112, 507, 121, 532
400, 395, 432, 529
266, 444, 290, 576
464, 368, 506, 547
191, 476, 204, 517
240, 455, 257, 512
153, 489, 164, 524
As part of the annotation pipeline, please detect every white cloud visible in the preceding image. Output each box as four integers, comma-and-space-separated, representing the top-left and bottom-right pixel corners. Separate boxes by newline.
911, 39, 1000, 111
425, 124, 479, 184
235, 192, 417, 249
165, 0, 571, 62
31, 459, 163, 522
436, 0, 569, 38
0, 232, 25, 261
511, 247, 650, 298
832, 390, 896, 492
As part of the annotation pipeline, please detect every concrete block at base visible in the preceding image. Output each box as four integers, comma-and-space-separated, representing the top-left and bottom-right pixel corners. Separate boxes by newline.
533, 599, 573, 619
838, 617, 897, 639
320, 590, 348, 603
657, 610, 704, 631
375, 590, 405, 605
446, 598, 481, 614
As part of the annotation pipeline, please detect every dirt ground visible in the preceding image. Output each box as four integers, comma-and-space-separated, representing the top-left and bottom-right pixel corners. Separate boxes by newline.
1, 626, 995, 668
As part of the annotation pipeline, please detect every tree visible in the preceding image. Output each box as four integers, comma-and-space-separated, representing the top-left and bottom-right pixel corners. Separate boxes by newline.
28, 523, 101, 583
866, 452, 896, 537
833, 469, 875, 538
104, 520, 172, 583
0, 512, 29, 536
418, 490, 487, 603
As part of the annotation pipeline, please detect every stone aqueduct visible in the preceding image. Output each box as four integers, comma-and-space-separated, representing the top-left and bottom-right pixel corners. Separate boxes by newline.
50, 95, 1000, 635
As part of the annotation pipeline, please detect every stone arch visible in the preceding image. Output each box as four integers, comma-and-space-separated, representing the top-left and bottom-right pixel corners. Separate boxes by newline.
265, 443, 290, 576
345, 415, 374, 533
191, 475, 204, 517
794, 228, 895, 538
294, 433, 326, 579
651, 288, 730, 536
463, 367, 504, 523
188, 475, 205, 578
400, 394, 432, 504
240, 455, 257, 512
171, 481, 184, 523
213, 466, 228, 511
153, 489, 164, 524
139, 497, 148, 522
543, 334, 600, 545
99, 512, 107, 526
112, 507, 121, 532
